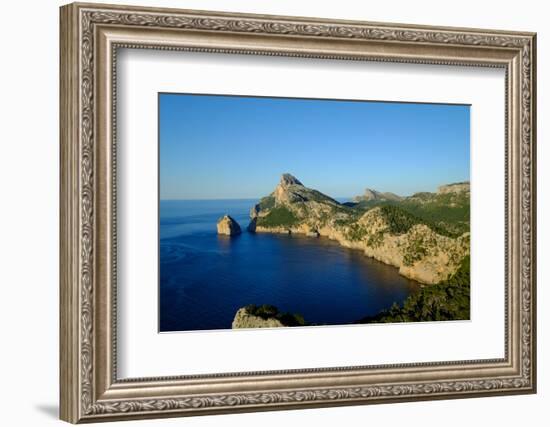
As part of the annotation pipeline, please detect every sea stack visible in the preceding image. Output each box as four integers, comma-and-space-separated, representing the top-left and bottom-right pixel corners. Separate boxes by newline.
216, 215, 242, 236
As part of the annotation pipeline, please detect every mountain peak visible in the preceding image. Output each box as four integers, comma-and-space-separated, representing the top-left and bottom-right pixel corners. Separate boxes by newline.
270, 173, 338, 205
362, 188, 379, 201
353, 188, 403, 203
279, 173, 303, 187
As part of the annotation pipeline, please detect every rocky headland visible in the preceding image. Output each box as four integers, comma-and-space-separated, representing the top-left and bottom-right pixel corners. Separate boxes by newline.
247, 174, 470, 285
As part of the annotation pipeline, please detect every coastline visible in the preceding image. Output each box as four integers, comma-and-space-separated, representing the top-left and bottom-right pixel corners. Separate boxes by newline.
253, 221, 469, 285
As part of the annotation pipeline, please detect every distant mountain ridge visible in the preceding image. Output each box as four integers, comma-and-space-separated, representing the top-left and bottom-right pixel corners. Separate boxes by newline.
352, 182, 470, 203
353, 188, 403, 203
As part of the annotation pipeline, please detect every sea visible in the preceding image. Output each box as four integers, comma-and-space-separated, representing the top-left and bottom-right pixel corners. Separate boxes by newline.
159, 199, 420, 332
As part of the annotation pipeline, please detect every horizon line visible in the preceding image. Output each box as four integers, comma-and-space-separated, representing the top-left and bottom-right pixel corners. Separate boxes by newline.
160, 179, 470, 202
160, 176, 470, 202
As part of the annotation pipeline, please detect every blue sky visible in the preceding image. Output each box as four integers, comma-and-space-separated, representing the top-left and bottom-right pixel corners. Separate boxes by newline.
159, 93, 470, 200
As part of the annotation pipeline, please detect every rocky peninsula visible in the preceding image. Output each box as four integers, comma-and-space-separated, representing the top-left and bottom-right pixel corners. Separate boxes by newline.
247, 174, 470, 285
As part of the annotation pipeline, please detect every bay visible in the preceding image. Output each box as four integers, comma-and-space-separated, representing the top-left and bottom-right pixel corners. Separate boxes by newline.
159, 199, 420, 332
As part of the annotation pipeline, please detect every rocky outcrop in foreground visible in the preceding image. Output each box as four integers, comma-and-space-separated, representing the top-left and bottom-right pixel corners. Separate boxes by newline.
248, 174, 470, 284
232, 304, 306, 329
232, 307, 285, 328
216, 215, 241, 236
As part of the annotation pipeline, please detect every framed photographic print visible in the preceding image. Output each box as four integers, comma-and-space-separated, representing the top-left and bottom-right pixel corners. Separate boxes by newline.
158, 94, 472, 333
60, 2, 537, 423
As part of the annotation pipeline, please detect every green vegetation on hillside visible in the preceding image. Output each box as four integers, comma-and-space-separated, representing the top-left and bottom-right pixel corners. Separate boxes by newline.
379, 205, 428, 234
341, 205, 456, 242
357, 256, 470, 323
381, 205, 454, 236
258, 195, 276, 210
352, 196, 468, 238
256, 206, 299, 227
244, 304, 306, 327
346, 223, 368, 241
400, 192, 470, 236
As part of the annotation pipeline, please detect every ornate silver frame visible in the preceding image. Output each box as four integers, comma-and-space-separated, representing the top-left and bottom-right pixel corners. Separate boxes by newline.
60, 2, 537, 423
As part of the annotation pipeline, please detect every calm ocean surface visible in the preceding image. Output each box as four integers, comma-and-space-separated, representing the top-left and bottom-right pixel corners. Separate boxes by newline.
159, 199, 420, 332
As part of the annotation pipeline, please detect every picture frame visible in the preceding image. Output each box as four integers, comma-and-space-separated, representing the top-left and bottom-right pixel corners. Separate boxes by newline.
59, 2, 537, 423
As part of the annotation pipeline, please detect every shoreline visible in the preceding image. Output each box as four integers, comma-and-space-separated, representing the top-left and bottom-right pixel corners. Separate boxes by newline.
252, 221, 468, 285
252, 227, 424, 286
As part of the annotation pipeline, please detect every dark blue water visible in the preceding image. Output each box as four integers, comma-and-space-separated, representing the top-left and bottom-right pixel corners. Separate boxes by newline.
159, 199, 420, 332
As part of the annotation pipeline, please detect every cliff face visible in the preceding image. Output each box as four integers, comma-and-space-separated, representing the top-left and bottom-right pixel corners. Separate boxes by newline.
248, 174, 470, 284
438, 182, 470, 195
